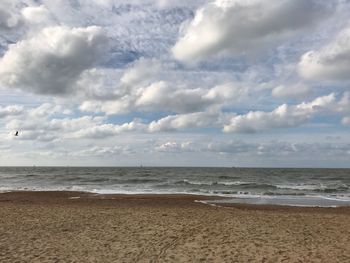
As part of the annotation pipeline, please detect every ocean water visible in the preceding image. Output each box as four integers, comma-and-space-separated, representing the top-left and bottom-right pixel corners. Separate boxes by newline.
0, 167, 349, 206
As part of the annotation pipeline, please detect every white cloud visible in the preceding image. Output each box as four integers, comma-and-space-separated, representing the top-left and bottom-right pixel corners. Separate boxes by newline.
4, 103, 74, 141
121, 57, 162, 86
80, 73, 247, 115
272, 83, 312, 99
5, 103, 147, 141
224, 93, 336, 133
7, 115, 101, 132
155, 0, 207, 9
15, 130, 58, 142
342, 117, 350, 125
6, 108, 106, 141
207, 140, 257, 154
79, 99, 133, 115
0, 105, 23, 118
299, 27, 350, 81
0, 0, 23, 30
0, 25, 107, 95
136, 81, 211, 113
21, 5, 52, 25
29, 103, 71, 118
78, 58, 164, 114
1, 0, 350, 167
70, 120, 146, 139
155, 141, 199, 152
75, 68, 125, 100
337, 91, 350, 113
172, 0, 329, 62
148, 110, 229, 132
70, 145, 129, 157
153, 138, 350, 159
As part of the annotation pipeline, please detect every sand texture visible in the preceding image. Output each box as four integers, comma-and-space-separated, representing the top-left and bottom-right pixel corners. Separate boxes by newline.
0, 191, 349, 262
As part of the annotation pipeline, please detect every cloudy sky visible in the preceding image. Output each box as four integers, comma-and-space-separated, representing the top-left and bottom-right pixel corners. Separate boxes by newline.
1, 0, 350, 167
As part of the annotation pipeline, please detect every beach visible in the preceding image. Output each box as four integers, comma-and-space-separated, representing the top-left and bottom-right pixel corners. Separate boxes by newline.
0, 192, 349, 262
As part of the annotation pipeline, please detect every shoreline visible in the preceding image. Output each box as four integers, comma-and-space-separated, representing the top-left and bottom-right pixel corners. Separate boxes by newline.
1, 191, 350, 262
1, 190, 350, 213
1, 190, 350, 209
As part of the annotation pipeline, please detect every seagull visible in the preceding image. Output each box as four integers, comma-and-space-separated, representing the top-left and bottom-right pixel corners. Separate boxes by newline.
15, 131, 19, 136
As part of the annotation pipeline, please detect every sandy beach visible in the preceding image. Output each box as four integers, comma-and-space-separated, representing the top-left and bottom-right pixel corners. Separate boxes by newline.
0, 192, 349, 262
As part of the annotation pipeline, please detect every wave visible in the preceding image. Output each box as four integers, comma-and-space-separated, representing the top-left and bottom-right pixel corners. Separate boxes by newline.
61, 177, 162, 184
263, 191, 306, 196
171, 180, 279, 189
276, 184, 348, 192
114, 178, 161, 184
85, 177, 111, 183
276, 184, 321, 190
173, 180, 214, 186
2, 185, 350, 204
315, 186, 349, 193
1, 167, 349, 203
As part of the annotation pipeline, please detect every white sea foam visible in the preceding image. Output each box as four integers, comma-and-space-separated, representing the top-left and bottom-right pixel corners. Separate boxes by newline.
275, 184, 325, 190
204, 194, 350, 207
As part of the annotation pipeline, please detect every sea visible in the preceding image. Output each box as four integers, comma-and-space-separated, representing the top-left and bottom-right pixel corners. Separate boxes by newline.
1, 167, 350, 207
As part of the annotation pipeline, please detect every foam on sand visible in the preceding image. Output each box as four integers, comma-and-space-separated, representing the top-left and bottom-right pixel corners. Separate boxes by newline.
204, 195, 350, 207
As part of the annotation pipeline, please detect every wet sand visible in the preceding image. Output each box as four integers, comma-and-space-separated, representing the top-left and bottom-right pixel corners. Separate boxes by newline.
0, 191, 349, 262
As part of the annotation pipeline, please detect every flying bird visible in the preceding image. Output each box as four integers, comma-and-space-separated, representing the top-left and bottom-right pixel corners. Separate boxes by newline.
15, 131, 19, 136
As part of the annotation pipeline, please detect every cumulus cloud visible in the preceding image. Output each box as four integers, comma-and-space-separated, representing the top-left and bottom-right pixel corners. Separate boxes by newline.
28, 103, 72, 118
136, 81, 212, 113
342, 117, 350, 125
7, 105, 227, 141
6, 104, 103, 141
70, 120, 146, 139
0, 0, 28, 50
79, 99, 133, 115
2, 0, 350, 167
148, 110, 229, 132
0, 105, 23, 118
153, 139, 350, 160
155, 141, 199, 152
78, 64, 249, 115
9, 114, 87, 131
207, 140, 257, 154
7, 116, 104, 141
70, 145, 129, 157
121, 57, 162, 86
299, 27, 350, 81
154, 140, 254, 154
155, 0, 207, 9
172, 0, 329, 62
0, 0, 23, 30
272, 83, 312, 99
337, 91, 350, 112
21, 5, 52, 25
78, 58, 164, 113
6, 103, 147, 141
0, 25, 107, 95
75, 68, 126, 100
14, 130, 58, 142
224, 93, 336, 133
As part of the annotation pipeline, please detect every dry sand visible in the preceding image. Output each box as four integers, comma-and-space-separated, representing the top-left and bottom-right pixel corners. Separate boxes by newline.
0, 191, 349, 262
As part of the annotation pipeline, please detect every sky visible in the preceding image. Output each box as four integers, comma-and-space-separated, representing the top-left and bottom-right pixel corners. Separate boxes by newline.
1, 0, 350, 167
